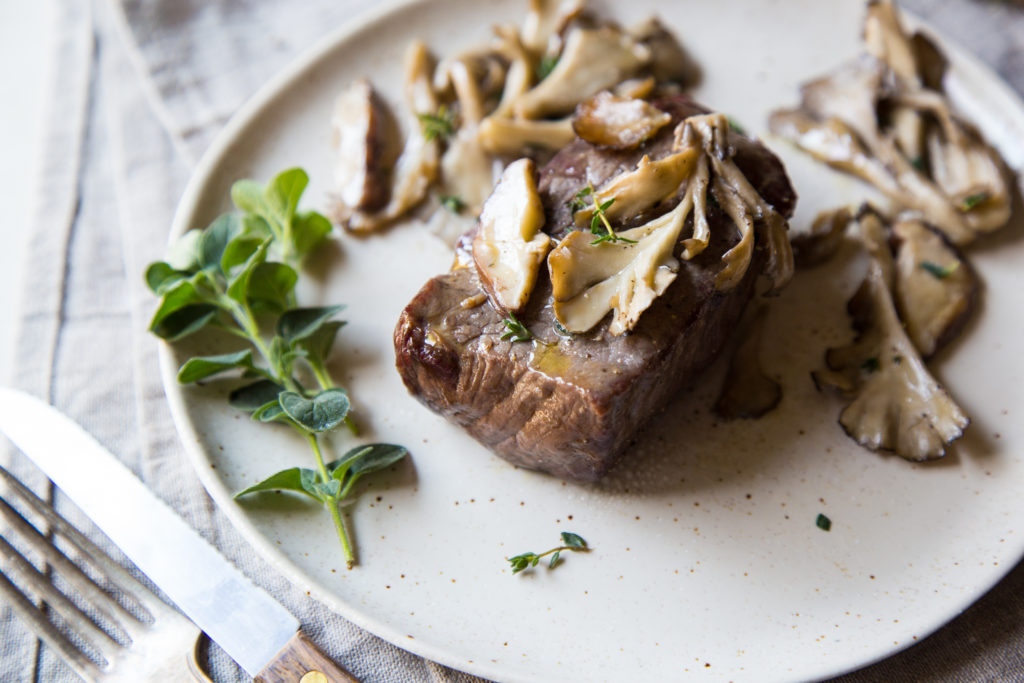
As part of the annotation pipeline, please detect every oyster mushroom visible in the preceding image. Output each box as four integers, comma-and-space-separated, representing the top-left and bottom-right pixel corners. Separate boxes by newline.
769, 0, 1010, 245
791, 207, 853, 268
572, 146, 701, 227
477, 116, 576, 155
813, 209, 969, 461
343, 41, 441, 233
472, 158, 551, 313
548, 194, 690, 335
513, 25, 651, 119
572, 91, 672, 149
890, 216, 976, 358
330, 79, 393, 212
520, 0, 585, 59
714, 306, 781, 419
628, 17, 701, 87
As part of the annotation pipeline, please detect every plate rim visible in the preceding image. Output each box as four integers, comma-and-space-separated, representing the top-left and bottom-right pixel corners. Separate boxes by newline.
156, 2, 1024, 681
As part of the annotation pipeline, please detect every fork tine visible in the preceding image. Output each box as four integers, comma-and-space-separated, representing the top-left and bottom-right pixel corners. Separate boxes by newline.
0, 465, 163, 614
0, 531, 121, 657
0, 495, 141, 634
0, 569, 103, 682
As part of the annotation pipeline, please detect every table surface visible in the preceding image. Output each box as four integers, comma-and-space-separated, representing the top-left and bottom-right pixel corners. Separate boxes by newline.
0, 2, 50, 384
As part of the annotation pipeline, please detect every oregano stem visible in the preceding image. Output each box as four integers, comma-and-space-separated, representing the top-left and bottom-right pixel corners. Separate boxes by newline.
306, 432, 355, 568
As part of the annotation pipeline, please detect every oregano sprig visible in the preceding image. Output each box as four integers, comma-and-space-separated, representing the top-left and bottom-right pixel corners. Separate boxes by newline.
507, 532, 590, 574
146, 167, 408, 568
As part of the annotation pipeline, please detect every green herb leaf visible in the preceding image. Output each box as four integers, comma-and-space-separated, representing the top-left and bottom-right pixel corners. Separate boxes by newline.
177, 350, 254, 384
960, 192, 989, 211
198, 213, 244, 272
150, 304, 219, 341
910, 156, 926, 171
234, 467, 321, 502
860, 357, 880, 373
226, 238, 271, 303
346, 443, 409, 476
920, 260, 960, 279
418, 105, 456, 142
439, 195, 465, 214
536, 55, 559, 81
552, 320, 572, 337
228, 380, 285, 412
246, 262, 298, 313
500, 314, 533, 343
145, 262, 187, 295
291, 210, 333, 258
816, 513, 832, 532
220, 235, 264, 277
276, 306, 345, 344
279, 388, 350, 433
548, 550, 561, 568
165, 230, 203, 272
560, 532, 587, 549
298, 320, 345, 365
727, 117, 747, 136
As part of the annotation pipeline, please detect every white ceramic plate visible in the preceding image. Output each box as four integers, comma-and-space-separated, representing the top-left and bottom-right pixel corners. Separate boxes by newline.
160, 1, 1024, 681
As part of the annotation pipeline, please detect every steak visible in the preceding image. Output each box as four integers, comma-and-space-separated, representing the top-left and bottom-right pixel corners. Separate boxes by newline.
394, 95, 796, 481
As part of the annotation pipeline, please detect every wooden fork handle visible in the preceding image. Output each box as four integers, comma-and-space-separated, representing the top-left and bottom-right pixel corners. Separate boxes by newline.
255, 631, 360, 683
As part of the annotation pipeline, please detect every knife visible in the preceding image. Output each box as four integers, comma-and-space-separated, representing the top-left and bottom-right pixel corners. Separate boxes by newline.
0, 387, 357, 682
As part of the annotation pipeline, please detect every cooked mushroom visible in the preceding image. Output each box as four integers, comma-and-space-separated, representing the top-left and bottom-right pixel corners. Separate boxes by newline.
890, 216, 976, 358
331, 79, 393, 212
812, 209, 969, 461
813, 259, 968, 461
513, 26, 651, 119
343, 41, 441, 233
572, 91, 672, 149
628, 17, 701, 87
572, 147, 701, 227
520, 0, 585, 59
769, 0, 1011, 246
791, 207, 853, 268
548, 195, 690, 335
714, 306, 781, 419
477, 116, 576, 155
472, 158, 551, 313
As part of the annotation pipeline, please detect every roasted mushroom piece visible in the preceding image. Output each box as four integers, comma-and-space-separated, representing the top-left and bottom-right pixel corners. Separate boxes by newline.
714, 306, 781, 419
572, 91, 672, 149
890, 216, 976, 358
791, 207, 853, 269
472, 159, 551, 313
813, 210, 969, 461
330, 79, 393, 213
769, 0, 1011, 246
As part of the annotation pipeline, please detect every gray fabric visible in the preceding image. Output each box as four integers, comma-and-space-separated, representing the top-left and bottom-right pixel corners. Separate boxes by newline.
0, 0, 1022, 680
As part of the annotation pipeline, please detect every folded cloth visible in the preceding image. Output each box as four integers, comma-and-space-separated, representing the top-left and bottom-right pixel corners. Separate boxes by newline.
1, 0, 1023, 681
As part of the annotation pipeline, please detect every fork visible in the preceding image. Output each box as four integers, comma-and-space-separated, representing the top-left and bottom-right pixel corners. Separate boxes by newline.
0, 463, 211, 682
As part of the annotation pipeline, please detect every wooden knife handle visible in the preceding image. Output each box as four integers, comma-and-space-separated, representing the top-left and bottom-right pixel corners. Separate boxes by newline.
255, 631, 360, 683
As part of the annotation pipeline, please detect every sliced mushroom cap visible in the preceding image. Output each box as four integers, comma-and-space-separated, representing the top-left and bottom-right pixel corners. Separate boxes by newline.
513, 26, 650, 120
343, 41, 441, 233
331, 79, 393, 212
573, 147, 700, 227
472, 158, 551, 313
549, 195, 689, 335
890, 217, 976, 357
714, 306, 781, 419
572, 91, 672, 149
814, 260, 968, 461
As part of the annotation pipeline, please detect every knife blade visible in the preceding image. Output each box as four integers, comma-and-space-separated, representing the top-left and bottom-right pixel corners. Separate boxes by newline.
0, 387, 356, 682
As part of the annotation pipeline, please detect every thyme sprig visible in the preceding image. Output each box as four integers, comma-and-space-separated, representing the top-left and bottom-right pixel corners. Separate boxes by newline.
418, 105, 456, 142
569, 184, 636, 245
508, 532, 590, 574
500, 313, 533, 343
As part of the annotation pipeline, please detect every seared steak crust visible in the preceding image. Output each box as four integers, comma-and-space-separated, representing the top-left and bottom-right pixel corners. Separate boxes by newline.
394, 95, 796, 481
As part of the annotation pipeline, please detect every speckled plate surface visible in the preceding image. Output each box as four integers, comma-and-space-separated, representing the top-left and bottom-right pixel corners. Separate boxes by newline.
160, 1, 1024, 681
